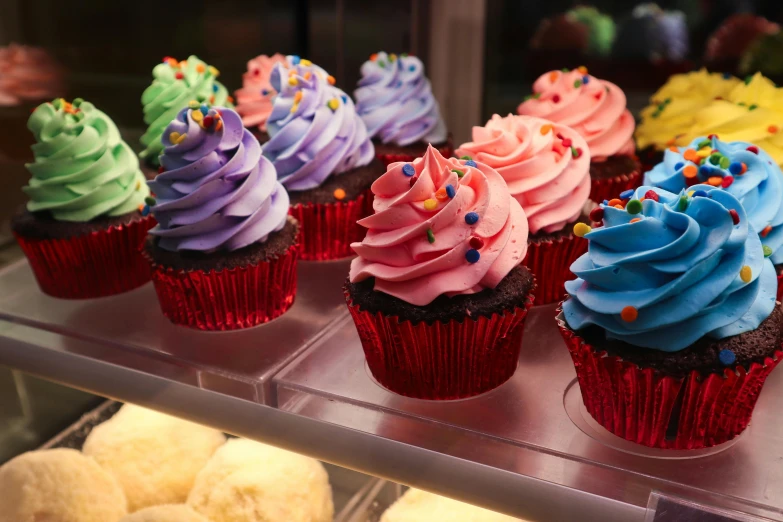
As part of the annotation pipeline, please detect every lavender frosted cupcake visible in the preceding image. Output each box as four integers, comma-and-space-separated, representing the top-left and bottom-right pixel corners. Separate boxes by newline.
354, 52, 452, 165
263, 57, 383, 260
144, 104, 298, 330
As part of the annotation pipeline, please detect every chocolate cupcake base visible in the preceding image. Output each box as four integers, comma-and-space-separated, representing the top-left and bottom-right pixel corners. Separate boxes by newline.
589, 154, 642, 204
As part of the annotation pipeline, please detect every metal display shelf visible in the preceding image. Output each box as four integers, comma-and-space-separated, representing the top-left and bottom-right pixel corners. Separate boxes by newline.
0, 258, 782, 521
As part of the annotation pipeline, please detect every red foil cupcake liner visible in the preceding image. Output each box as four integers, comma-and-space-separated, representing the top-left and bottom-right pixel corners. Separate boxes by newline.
557, 308, 783, 449
590, 167, 642, 205
524, 232, 587, 305
377, 143, 454, 167
345, 290, 535, 400
14, 216, 156, 299
289, 189, 373, 261
146, 241, 299, 331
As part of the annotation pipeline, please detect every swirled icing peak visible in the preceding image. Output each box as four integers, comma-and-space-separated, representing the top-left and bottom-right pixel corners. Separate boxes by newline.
645, 135, 783, 264
0, 44, 63, 107
456, 114, 591, 235
148, 105, 289, 253
349, 145, 529, 306
563, 185, 775, 352
140, 56, 232, 165
234, 54, 287, 132
517, 67, 634, 161
25, 99, 150, 222
263, 57, 374, 191
354, 51, 447, 147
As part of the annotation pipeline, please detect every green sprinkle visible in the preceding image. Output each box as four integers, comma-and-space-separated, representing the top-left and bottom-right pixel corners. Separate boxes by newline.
460, 155, 472, 160
749, 104, 758, 111
719, 156, 730, 169
745, 75, 753, 85
533, 92, 541, 99
626, 199, 643, 214
738, 102, 746, 107
664, 98, 671, 104
52, 98, 63, 109
574, 79, 582, 88
378, 60, 386, 68
562, 67, 569, 72
764, 245, 773, 257
144, 196, 156, 206
75, 112, 86, 121
697, 139, 711, 149
427, 229, 435, 244
652, 111, 660, 119
524, 94, 532, 101
72, 97, 84, 107
657, 103, 666, 112
452, 168, 465, 178
571, 146, 579, 158
605, 86, 610, 93
709, 153, 722, 165
401, 52, 408, 57
678, 196, 689, 211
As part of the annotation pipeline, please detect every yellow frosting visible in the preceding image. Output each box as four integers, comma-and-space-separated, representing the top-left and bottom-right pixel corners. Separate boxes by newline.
635, 69, 741, 150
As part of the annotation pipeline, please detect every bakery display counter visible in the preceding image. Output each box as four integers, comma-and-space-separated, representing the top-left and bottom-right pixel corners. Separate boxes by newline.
1, 255, 782, 522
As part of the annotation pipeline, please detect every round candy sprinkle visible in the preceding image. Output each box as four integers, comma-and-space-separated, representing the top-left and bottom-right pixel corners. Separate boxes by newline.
141, 205, 150, 217
409, 175, 418, 188
729, 162, 742, 175
619, 189, 634, 200
574, 79, 582, 88
719, 156, 730, 169
607, 198, 623, 207
764, 245, 773, 257
719, 349, 736, 366
683, 149, 699, 162
582, 75, 589, 84
327, 98, 339, 111
572, 147, 583, 158
708, 153, 722, 165
466, 249, 480, 263
589, 207, 604, 222
460, 155, 472, 160
762, 225, 773, 237
552, 94, 560, 103
300, 58, 312, 66
561, 137, 572, 147
722, 175, 734, 188
708, 176, 722, 186
741, 162, 748, 174
451, 168, 465, 178
435, 188, 449, 201
740, 265, 752, 283
692, 190, 708, 198
747, 146, 759, 154
291, 55, 301, 65
288, 77, 298, 86
626, 199, 642, 214
540, 124, 553, 135
333, 188, 346, 200
577, 65, 588, 74
674, 162, 684, 171
621, 306, 638, 322
469, 236, 484, 249
769, 125, 779, 134
678, 196, 689, 211
188, 100, 199, 109
144, 196, 156, 206
192, 110, 203, 123
573, 223, 592, 237
729, 209, 739, 225
697, 139, 711, 149
630, 217, 642, 223
445, 184, 456, 198
427, 229, 435, 244
175, 72, 184, 80
465, 212, 479, 225
402, 164, 415, 176
327, 75, 336, 85
683, 165, 698, 179
699, 165, 713, 177
202, 115, 214, 128
549, 71, 558, 82
423, 198, 437, 210
70, 97, 82, 108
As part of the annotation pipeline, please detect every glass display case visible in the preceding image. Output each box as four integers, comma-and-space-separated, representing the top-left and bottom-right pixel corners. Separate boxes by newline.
3, 1, 783, 521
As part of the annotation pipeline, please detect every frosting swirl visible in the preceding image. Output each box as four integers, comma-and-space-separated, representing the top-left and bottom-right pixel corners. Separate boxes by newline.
354, 51, 447, 147
264, 58, 375, 191
0, 44, 62, 107
349, 145, 528, 306
148, 105, 288, 252
140, 56, 232, 165
516, 68, 634, 161
644, 136, 783, 264
25, 99, 150, 221
563, 185, 776, 352
234, 54, 287, 132
456, 114, 591, 234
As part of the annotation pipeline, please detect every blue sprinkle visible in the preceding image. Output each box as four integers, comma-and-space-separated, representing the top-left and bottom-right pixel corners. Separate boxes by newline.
445, 184, 456, 198
674, 162, 684, 171
465, 159, 477, 168
290, 55, 301, 65
341, 94, 348, 104
465, 249, 481, 263
699, 165, 713, 177
408, 64, 415, 72
402, 164, 415, 177
261, 89, 269, 96
719, 349, 736, 366
200, 104, 209, 116
729, 161, 743, 175
181, 111, 188, 122
465, 212, 479, 225
141, 205, 150, 217
603, 200, 609, 205
212, 84, 218, 93
582, 75, 589, 84
723, 72, 732, 80
396, 80, 402, 88
619, 189, 634, 200
692, 190, 709, 198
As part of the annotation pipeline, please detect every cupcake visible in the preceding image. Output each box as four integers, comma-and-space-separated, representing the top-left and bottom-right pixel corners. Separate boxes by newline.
140, 56, 232, 167
354, 51, 451, 165
516, 67, 639, 204
635, 69, 741, 170
456, 114, 590, 304
263, 57, 382, 260
11, 98, 154, 299
705, 14, 780, 77
144, 105, 298, 330
560, 185, 781, 449
566, 6, 616, 58
527, 15, 590, 78
740, 31, 783, 85
345, 145, 534, 400
234, 53, 287, 144
381, 489, 520, 522
644, 136, 783, 300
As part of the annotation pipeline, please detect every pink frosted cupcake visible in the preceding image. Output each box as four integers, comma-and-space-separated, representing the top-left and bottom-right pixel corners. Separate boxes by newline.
234, 54, 287, 144
517, 67, 640, 203
457, 114, 590, 304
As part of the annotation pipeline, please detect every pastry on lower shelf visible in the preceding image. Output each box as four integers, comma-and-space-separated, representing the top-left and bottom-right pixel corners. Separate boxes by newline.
263, 56, 382, 260
516, 66, 640, 204
120, 505, 209, 522
234, 53, 287, 145
0, 448, 127, 522
187, 438, 333, 522
354, 51, 452, 165
144, 105, 299, 330
11, 98, 155, 299
456, 114, 590, 304
83, 404, 226, 513
560, 185, 782, 449
381, 489, 522, 521
345, 145, 534, 400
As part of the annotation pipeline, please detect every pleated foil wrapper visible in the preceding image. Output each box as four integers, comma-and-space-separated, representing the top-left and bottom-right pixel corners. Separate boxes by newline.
589, 163, 642, 205
524, 232, 587, 305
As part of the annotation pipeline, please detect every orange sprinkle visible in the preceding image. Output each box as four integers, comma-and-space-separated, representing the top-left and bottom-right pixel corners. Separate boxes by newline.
683, 165, 698, 179
549, 71, 558, 82
210, 95, 215, 104
708, 176, 722, 186
227, 96, 234, 104
683, 149, 699, 162
327, 75, 336, 85
741, 162, 748, 174
435, 188, 449, 201
762, 225, 773, 237
196, 64, 205, 73
370, 53, 378, 61
770, 125, 779, 134
608, 198, 623, 207
614, 204, 624, 210
333, 188, 346, 200
138, 204, 145, 212
630, 218, 642, 223
294, 91, 303, 103
621, 306, 638, 322
540, 124, 553, 135
215, 119, 223, 132
666, 137, 677, 146
669, 146, 678, 152
304, 71, 312, 80
577, 65, 588, 74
